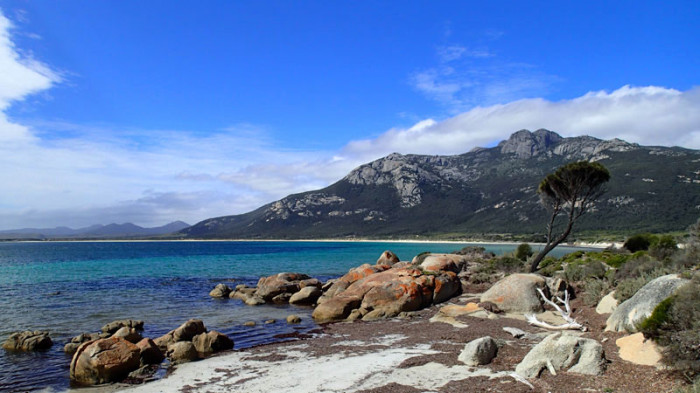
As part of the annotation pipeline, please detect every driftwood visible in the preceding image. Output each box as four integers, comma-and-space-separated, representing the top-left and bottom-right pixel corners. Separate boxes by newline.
524, 288, 586, 331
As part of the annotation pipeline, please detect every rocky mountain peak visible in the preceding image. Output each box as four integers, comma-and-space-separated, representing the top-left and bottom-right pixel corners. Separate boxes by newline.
498, 129, 563, 158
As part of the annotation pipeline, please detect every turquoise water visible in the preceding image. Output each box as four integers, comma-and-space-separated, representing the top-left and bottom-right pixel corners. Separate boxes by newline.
0, 241, 584, 392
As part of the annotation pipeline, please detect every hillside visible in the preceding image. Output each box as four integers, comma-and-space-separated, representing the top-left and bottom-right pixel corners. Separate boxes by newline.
180, 129, 700, 239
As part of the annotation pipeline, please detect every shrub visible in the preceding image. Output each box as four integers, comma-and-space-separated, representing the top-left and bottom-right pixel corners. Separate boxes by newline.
637, 296, 675, 340
624, 233, 657, 252
649, 234, 679, 261
515, 243, 533, 261
583, 278, 613, 306
490, 255, 526, 273
614, 255, 663, 282
565, 260, 607, 282
537, 257, 562, 277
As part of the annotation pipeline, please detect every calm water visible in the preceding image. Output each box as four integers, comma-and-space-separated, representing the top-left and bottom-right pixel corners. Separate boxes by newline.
0, 241, 583, 392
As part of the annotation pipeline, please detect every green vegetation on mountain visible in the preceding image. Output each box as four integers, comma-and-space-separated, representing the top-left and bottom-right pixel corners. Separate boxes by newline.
180, 129, 700, 239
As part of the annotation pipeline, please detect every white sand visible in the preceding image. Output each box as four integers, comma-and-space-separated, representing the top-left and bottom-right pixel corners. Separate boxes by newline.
117, 334, 510, 393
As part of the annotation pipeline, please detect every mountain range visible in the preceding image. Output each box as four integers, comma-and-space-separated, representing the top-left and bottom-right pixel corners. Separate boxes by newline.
0, 221, 190, 240
180, 129, 700, 240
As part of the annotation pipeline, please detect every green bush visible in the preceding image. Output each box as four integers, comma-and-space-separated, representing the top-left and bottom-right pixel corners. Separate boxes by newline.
537, 256, 562, 277
583, 278, 613, 306
638, 296, 675, 340
614, 268, 669, 303
649, 234, 679, 261
624, 233, 657, 252
565, 260, 607, 282
515, 243, 533, 261
490, 255, 526, 273
614, 255, 663, 282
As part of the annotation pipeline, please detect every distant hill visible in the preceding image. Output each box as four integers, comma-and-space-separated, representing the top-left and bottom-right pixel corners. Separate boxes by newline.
180, 129, 700, 239
0, 221, 190, 240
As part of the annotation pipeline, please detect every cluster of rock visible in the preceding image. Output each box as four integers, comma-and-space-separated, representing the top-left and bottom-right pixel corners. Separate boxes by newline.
210, 272, 324, 307
65, 318, 232, 386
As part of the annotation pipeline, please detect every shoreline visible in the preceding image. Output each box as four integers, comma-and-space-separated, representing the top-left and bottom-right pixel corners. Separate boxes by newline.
0, 237, 613, 249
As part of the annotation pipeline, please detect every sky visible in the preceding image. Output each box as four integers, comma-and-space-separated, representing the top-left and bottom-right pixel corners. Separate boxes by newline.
0, 1, 698, 230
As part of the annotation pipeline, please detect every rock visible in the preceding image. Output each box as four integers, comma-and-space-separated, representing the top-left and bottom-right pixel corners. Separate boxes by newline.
153, 332, 175, 351
2, 330, 52, 351
438, 302, 482, 317
264, 319, 276, 324
419, 254, 467, 273
209, 283, 232, 298
230, 287, 265, 305
376, 250, 400, 266
606, 274, 689, 332
271, 292, 293, 304
256, 272, 311, 301
433, 272, 461, 303
192, 331, 233, 355
101, 319, 144, 335
615, 333, 662, 366
515, 333, 606, 378
318, 264, 392, 302
312, 294, 363, 323
480, 273, 548, 313
596, 291, 618, 314
112, 327, 142, 343
458, 336, 498, 366
299, 278, 322, 288
172, 319, 206, 342
243, 321, 256, 327
127, 364, 159, 382
166, 341, 199, 363
503, 327, 528, 339
286, 315, 302, 324
357, 269, 433, 320
69, 337, 141, 386
289, 286, 322, 305
136, 338, 164, 365
65, 332, 101, 354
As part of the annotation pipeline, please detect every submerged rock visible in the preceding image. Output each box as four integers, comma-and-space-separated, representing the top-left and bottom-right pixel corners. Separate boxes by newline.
101, 319, 144, 335
256, 272, 311, 302
209, 283, 232, 298
2, 330, 53, 351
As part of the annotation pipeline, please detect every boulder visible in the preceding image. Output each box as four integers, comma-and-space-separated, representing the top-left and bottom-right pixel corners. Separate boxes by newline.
153, 332, 175, 351
606, 274, 689, 332
312, 294, 363, 323
192, 331, 233, 355
209, 283, 232, 298
480, 274, 547, 313
65, 333, 100, 355
172, 319, 206, 342
112, 327, 142, 343
433, 272, 461, 304
319, 264, 392, 302
596, 291, 618, 314
357, 269, 433, 320
458, 336, 498, 366
2, 330, 52, 351
101, 319, 144, 335
286, 315, 302, 324
256, 272, 311, 301
299, 278, 322, 288
376, 250, 400, 266
515, 333, 606, 378
419, 254, 467, 273
136, 338, 165, 365
289, 286, 322, 305
166, 341, 199, 363
69, 337, 141, 386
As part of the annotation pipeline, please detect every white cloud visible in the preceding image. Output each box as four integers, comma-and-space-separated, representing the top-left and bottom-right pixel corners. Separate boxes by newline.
343, 85, 700, 159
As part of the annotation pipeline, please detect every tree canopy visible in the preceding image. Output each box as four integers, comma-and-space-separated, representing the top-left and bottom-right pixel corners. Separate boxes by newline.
530, 161, 611, 272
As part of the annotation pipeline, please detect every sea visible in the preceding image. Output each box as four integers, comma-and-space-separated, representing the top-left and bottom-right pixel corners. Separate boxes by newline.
0, 240, 586, 392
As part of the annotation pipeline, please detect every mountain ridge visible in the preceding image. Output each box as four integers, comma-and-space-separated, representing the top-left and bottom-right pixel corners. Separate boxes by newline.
181, 129, 699, 239
0, 221, 190, 240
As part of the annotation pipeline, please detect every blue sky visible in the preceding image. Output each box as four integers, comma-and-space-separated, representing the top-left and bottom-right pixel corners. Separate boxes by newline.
0, 1, 698, 229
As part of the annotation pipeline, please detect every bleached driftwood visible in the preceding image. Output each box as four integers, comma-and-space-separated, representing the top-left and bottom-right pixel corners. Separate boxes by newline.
509, 372, 534, 389
524, 288, 587, 331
